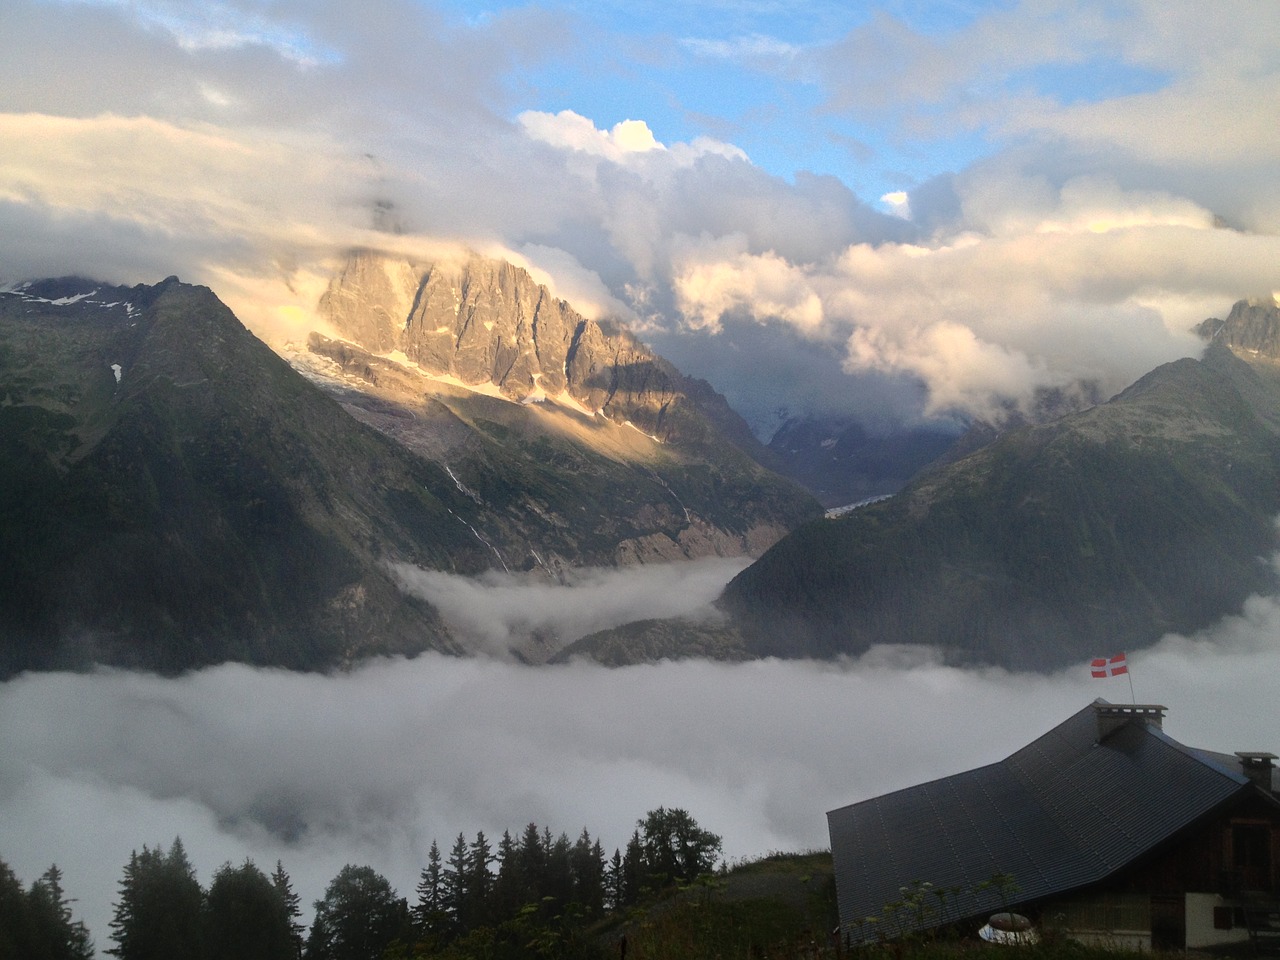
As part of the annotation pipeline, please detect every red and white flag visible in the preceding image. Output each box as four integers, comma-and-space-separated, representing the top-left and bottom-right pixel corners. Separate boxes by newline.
1091, 653, 1128, 678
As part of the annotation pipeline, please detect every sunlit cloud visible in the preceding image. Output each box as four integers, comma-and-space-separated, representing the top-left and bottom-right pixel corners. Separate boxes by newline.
2, 0, 1277, 429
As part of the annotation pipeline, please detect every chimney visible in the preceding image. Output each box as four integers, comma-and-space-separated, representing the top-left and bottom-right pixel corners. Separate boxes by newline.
1094, 703, 1167, 741
1235, 752, 1277, 792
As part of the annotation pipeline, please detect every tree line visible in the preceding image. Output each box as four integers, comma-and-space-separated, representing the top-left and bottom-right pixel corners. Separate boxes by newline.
0, 806, 721, 960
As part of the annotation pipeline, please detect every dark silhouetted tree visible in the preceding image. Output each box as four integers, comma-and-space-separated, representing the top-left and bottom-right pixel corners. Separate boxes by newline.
620, 830, 644, 905
570, 831, 605, 918
413, 840, 447, 943
463, 831, 495, 930
0, 858, 27, 959
27, 864, 95, 960
270, 861, 304, 952
544, 831, 574, 917
442, 833, 468, 933
637, 807, 721, 887
108, 837, 203, 960
604, 848, 623, 912
490, 830, 519, 922
204, 860, 294, 960
304, 864, 410, 960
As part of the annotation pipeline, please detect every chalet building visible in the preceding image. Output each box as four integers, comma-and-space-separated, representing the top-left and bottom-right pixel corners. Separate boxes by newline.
827, 700, 1280, 951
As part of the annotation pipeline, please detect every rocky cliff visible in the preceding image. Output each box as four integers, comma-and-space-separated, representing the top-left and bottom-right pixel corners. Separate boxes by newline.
302, 251, 821, 574
318, 252, 688, 442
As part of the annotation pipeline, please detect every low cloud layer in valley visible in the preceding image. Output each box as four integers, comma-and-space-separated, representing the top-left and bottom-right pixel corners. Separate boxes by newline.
3, 557, 1279, 947
389, 556, 750, 655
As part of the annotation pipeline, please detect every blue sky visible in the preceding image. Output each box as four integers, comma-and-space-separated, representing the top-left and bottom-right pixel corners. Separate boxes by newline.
419, 0, 1004, 201
2, 0, 1278, 432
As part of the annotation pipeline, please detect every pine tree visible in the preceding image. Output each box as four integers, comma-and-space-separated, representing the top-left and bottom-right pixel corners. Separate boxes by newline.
464, 831, 494, 930
569, 832, 605, 918
413, 840, 445, 940
108, 838, 204, 960
205, 860, 294, 960
0, 858, 28, 960
442, 833, 469, 934
515, 823, 546, 910
270, 861, 305, 947
621, 830, 644, 906
490, 830, 519, 922
27, 864, 94, 960
544, 832, 574, 917
604, 849, 623, 913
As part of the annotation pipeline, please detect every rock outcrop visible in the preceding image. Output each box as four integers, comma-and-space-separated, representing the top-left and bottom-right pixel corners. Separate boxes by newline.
318, 251, 685, 440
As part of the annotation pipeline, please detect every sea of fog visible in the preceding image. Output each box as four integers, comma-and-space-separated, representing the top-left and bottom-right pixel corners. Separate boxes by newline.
3, 555, 1279, 947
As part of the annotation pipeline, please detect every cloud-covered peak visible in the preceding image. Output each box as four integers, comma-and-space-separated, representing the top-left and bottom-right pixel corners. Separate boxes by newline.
2, 0, 1277, 432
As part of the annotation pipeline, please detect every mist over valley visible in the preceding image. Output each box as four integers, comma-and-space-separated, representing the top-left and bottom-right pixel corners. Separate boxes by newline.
3, 1, 1280, 956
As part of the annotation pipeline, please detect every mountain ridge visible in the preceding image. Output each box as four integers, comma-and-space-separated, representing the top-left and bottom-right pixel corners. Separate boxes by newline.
0, 276, 492, 676
0, 265, 821, 674
565, 299, 1280, 671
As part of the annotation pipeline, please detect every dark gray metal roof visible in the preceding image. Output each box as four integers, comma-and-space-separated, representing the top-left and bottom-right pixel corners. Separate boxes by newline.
827, 700, 1259, 941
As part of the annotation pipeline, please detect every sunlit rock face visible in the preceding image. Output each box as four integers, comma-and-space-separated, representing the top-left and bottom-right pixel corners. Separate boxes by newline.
318, 251, 681, 440
306, 249, 823, 584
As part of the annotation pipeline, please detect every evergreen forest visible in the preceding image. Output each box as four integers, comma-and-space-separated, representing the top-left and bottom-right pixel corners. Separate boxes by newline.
0, 807, 736, 960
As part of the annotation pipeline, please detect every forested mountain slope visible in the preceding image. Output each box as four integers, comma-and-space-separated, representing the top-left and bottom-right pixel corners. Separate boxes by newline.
720, 319, 1280, 670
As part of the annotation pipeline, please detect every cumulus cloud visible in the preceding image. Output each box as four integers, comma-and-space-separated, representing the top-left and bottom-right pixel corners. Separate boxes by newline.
672, 234, 825, 334
519, 110, 665, 160
4, 567, 1280, 947
1, 0, 1277, 432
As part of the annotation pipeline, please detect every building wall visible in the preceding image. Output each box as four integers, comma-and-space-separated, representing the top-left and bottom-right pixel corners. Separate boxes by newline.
1185, 893, 1252, 950
1033, 794, 1280, 951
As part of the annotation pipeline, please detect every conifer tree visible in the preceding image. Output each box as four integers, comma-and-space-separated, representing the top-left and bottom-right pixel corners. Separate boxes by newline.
604, 849, 623, 913
108, 837, 204, 960
569, 832, 605, 917
514, 823, 545, 911
0, 858, 27, 960
270, 860, 305, 947
205, 860, 294, 960
490, 830, 519, 921
621, 830, 645, 906
28, 864, 95, 960
413, 840, 445, 940
442, 834, 469, 933
464, 831, 494, 930
544, 832, 574, 916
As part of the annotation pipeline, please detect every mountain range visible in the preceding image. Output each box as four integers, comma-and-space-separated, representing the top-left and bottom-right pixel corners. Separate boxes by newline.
0, 262, 818, 676
570, 299, 1280, 670
3, 255, 1278, 676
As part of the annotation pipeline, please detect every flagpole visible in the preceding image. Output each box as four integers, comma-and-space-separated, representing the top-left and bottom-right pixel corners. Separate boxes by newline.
1128, 661, 1136, 704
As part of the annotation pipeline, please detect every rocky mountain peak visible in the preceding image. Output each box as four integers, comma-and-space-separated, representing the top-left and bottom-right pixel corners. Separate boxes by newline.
1196, 297, 1280, 360
317, 249, 686, 439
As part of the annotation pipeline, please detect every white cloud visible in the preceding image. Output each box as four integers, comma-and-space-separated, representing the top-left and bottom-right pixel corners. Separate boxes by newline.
388, 557, 750, 656
3, 570, 1280, 947
518, 110, 665, 161
880, 190, 911, 219
1, 0, 1277, 432
672, 234, 826, 334
680, 33, 800, 62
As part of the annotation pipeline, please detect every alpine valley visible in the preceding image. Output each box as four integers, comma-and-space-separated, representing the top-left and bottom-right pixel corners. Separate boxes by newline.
3, 254, 1279, 676
0, 257, 819, 677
